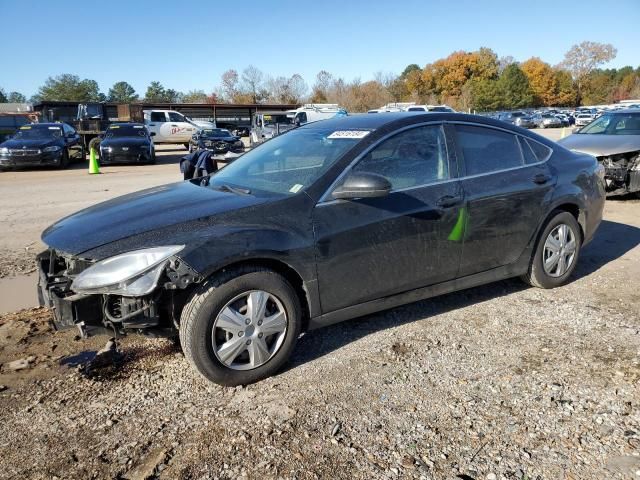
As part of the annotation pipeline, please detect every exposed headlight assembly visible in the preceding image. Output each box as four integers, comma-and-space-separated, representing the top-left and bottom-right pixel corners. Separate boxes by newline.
43, 146, 62, 152
0, 147, 8, 155
71, 246, 184, 296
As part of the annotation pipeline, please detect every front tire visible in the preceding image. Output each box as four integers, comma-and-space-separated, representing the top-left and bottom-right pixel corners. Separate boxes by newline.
179, 266, 302, 386
521, 211, 581, 289
57, 149, 69, 169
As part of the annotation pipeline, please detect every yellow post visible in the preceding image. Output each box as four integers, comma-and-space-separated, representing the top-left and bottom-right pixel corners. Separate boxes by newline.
560, 127, 567, 139
88, 146, 100, 174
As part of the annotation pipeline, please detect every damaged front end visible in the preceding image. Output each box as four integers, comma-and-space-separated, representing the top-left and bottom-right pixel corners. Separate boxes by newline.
598, 151, 640, 196
37, 248, 200, 338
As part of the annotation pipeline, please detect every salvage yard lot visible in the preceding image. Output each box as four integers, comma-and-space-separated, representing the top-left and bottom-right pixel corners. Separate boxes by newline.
0, 128, 639, 479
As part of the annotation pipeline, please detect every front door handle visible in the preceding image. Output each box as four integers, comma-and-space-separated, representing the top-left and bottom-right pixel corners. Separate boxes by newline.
533, 173, 552, 184
436, 195, 463, 208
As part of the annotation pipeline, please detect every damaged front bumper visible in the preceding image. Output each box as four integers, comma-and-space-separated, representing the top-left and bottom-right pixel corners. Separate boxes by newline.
599, 153, 640, 196
37, 249, 199, 338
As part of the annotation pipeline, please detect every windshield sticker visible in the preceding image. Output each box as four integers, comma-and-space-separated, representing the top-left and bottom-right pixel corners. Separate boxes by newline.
133, 125, 143, 128
289, 184, 303, 193
109, 125, 120, 129
327, 130, 370, 139
48, 127, 60, 130
20, 126, 31, 129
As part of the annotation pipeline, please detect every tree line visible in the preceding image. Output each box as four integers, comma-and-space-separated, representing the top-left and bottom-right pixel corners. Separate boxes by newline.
1, 41, 638, 112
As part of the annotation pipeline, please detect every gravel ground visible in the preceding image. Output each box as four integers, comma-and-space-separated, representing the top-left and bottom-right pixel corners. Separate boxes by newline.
0, 199, 639, 480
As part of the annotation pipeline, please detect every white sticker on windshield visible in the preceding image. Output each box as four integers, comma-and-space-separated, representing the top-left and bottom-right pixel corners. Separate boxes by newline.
289, 184, 303, 193
48, 127, 60, 130
133, 125, 143, 128
327, 130, 370, 139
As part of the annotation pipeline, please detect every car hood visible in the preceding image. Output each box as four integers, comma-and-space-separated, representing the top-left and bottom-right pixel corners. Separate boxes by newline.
558, 134, 640, 156
1, 138, 60, 149
41, 180, 269, 256
101, 137, 150, 148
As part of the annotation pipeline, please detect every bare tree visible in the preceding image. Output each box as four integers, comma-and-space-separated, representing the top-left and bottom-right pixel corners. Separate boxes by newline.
311, 70, 333, 102
288, 74, 307, 103
560, 41, 617, 101
241, 65, 264, 103
220, 70, 239, 102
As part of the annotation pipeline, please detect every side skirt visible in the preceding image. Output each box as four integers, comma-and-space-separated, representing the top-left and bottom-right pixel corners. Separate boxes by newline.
307, 259, 529, 331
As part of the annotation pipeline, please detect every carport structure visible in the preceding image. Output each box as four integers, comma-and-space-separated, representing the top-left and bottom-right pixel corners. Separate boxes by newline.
33, 101, 300, 129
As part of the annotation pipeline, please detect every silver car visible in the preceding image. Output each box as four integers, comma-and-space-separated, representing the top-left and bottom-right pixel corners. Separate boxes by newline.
559, 110, 640, 196
534, 113, 563, 129
574, 113, 595, 127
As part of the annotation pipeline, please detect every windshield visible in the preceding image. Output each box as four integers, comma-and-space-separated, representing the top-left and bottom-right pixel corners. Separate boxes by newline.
579, 114, 640, 135
207, 127, 365, 195
263, 114, 292, 126
105, 125, 148, 138
12, 125, 62, 140
200, 128, 231, 137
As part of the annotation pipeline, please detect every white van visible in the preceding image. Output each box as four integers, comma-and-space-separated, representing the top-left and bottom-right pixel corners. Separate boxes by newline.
287, 104, 347, 126
143, 110, 199, 148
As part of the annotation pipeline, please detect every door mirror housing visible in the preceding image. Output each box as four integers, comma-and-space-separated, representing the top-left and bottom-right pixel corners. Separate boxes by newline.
150, 132, 156, 137
332, 172, 392, 200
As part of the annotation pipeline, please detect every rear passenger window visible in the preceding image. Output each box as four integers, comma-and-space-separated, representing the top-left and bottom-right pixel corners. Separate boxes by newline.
150, 112, 166, 122
352, 125, 449, 190
455, 125, 523, 176
518, 137, 538, 164
525, 138, 552, 162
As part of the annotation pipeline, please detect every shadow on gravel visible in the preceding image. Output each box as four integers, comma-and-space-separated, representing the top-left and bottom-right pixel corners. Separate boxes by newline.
575, 220, 640, 278
288, 219, 640, 370
287, 278, 527, 370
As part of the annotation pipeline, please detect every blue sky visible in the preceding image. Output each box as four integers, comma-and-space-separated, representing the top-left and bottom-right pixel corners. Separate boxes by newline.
2, 0, 638, 98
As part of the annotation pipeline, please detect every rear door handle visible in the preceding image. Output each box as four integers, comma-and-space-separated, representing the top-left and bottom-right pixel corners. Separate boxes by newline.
436, 195, 463, 208
533, 174, 552, 184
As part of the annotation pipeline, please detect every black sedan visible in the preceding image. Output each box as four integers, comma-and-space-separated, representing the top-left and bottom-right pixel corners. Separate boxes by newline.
0, 122, 82, 169
38, 113, 605, 386
189, 128, 245, 154
99, 123, 155, 164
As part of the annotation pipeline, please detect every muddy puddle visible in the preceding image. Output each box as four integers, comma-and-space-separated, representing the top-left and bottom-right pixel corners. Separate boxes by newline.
0, 273, 38, 314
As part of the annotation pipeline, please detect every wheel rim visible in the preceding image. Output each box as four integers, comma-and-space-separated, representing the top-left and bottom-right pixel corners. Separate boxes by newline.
543, 223, 577, 277
212, 290, 288, 371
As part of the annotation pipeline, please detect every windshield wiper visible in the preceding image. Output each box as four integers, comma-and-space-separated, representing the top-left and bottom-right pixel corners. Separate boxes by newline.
216, 184, 251, 195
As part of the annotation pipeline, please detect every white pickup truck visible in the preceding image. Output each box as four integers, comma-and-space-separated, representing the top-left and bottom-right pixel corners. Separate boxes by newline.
143, 110, 215, 149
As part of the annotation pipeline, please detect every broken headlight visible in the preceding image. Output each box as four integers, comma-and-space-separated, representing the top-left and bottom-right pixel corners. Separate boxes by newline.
71, 246, 184, 296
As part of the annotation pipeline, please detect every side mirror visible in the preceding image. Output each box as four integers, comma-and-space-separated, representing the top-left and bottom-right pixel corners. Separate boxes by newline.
150, 132, 156, 137
332, 172, 391, 200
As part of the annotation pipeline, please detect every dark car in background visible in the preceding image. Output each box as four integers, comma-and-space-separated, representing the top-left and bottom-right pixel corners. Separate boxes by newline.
189, 128, 245, 154
232, 125, 250, 137
99, 123, 155, 165
534, 113, 564, 129
0, 122, 82, 169
38, 113, 604, 386
559, 110, 640, 196
498, 111, 536, 129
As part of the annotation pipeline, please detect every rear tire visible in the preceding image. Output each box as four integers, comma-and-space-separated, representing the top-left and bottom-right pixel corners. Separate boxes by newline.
521, 211, 581, 289
179, 266, 302, 386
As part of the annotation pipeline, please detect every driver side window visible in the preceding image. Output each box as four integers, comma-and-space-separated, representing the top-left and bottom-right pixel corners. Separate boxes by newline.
352, 125, 449, 190
168, 112, 185, 122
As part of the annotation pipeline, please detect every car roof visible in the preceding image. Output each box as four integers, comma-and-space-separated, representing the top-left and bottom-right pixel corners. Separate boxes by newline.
301, 112, 511, 132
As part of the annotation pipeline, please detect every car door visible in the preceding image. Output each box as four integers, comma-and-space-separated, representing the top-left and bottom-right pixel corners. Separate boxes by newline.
167, 111, 197, 143
62, 124, 82, 160
313, 123, 465, 313
451, 123, 555, 277
146, 111, 168, 142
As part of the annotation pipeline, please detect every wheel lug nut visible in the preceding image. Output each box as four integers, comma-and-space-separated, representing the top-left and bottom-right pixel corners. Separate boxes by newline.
258, 333, 263, 338
257, 320, 263, 326
246, 340, 251, 345
238, 331, 244, 337
245, 319, 251, 325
